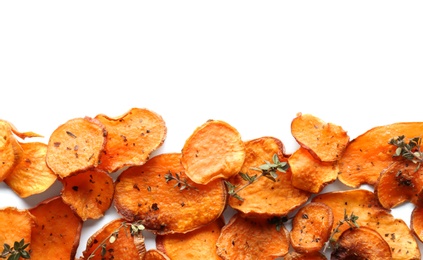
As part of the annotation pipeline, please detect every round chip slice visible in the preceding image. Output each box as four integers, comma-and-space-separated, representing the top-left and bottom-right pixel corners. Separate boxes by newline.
0, 120, 23, 182
0, 207, 34, 252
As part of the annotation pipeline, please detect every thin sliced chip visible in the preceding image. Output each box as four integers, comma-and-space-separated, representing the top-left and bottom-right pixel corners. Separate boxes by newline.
61, 168, 114, 220
338, 122, 423, 188
289, 202, 333, 253
291, 113, 349, 162
0, 207, 34, 252
46, 117, 107, 179
216, 213, 290, 259
95, 107, 167, 173
6, 120, 43, 139
0, 120, 23, 182
5, 142, 57, 198
29, 196, 83, 259
289, 147, 338, 194
114, 153, 227, 235
156, 217, 224, 260
284, 251, 327, 260
411, 205, 423, 243
144, 249, 170, 260
82, 218, 146, 260
331, 227, 392, 260
228, 137, 310, 218
181, 119, 246, 184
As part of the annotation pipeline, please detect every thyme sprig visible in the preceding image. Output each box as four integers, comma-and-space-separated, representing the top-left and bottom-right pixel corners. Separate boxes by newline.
323, 209, 359, 252
225, 154, 289, 201
1, 239, 30, 260
164, 171, 197, 191
389, 135, 423, 171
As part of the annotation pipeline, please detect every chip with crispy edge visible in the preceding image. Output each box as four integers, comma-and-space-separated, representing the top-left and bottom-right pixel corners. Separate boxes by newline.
61, 168, 114, 221
181, 119, 246, 184
29, 196, 83, 259
411, 206, 423, 243
156, 216, 224, 260
290, 202, 333, 253
82, 218, 146, 260
0, 120, 23, 182
144, 249, 170, 260
338, 122, 423, 188
114, 153, 227, 235
291, 113, 349, 162
284, 251, 327, 260
0, 207, 34, 253
312, 189, 421, 260
228, 137, 310, 218
331, 226, 392, 260
95, 107, 167, 173
46, 117, 107, 179
216, 213, 290, 259
289, 147, 339, 194
5, 142, 57, 198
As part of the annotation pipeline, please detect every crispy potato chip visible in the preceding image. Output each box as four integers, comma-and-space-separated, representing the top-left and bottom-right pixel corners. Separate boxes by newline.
331, 227, 392, 260
5, 142, 57, 198
29, 196, 83, 260
114, 153, 227, 235
338, 122, 423, 188
61, 168, 114, 221
181, 119, 246, 184
144, 249, 170, 260
0, 207, 34, 252
289, 147, 339, 194
312, 189, 421, 260
228, 137, 310, 218
216, 213, 290, 259
156, 217, 224, 260
289, 202, 333, 253
284, 251, 327, 260
291, 113, 349, 162
0, 120, 23, 182
411, 205, 423, 244
95, 107, 167, 173
82, 218, 146, 260
46, 117, 107, 179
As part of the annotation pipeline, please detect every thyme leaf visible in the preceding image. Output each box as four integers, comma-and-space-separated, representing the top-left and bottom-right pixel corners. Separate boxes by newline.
164, 171, 197, 191
323, 209, 359, 252
389, 135, 423, 171
1, 239, 30, 259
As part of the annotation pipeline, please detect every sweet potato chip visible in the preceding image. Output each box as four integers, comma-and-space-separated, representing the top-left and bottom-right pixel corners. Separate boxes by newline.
284, 251, 327, 260
216, 213, 290, 259
289, 202, 333, 253
291, 113, 349, 162
338, 122, 423, 188
95, 107, 167, 173
181, 119, 246, 184
61, 168, 114, 220
289, 147, 339, 194
5, 142, 57, 198
144, 249, 170, 260
312, 189, 421, 260
0, 120, 22, 182
114, 153, 227, 235
156, 217, 224, 260
228, 137, 310, 218
29, 196, 83, 260
46, 117, 107, 179
82, 218, 146, 260
331, 226, 392, 260
0, 207, 34, 252
411, 205, 423, 243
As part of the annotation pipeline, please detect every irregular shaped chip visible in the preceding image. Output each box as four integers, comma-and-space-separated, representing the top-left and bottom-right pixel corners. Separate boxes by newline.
114, 153, 227, 235
0, 120, 22, 182
46, 117, 107, 179
289, 147, 338, 194
29, 196, 83, 259
0, 207, 34, 253
291, 113, 349, 162
181, 119, 246, 184
284, 251, 327, 260
228, 137, 310, 218
411, 205, 423, 243
216, 213, 290, 259
338, 122, 423, 188
144, 249, 170, 260
95, 107, 167, 173
5, 142, 57, 198
61, 168, 114, 221
156, 217, 224, 260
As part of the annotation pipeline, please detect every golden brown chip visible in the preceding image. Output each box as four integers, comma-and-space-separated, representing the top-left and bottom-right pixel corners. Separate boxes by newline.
0, 207, 34, 252
114, 153, 227, 235
95, 107, 167, 173
46, 117, 107, 179
181, 119, 246, 184
338, 122, 423, 188
29, 196, 83, 260
5, 142, 57, 198
227, 137, 310, 218
291, 113, 349, 162
284, 251, 327, 260
144, 249, 170, 260
289, 147, 339, 194
216, 213, 290, 259
0, 120, 22, 182
61, 168, 114, 221
411, 205, 423, 243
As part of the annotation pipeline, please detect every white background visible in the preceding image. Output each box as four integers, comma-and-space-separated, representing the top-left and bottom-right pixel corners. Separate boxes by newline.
1, 1, 423, 258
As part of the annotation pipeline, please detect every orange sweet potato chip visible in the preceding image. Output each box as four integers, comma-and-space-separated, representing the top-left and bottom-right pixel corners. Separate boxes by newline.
181, 119, 246, 184
114, 153, 227, 235
46, 117, 107, 179
284, 251, 327, 260
0, 207, 34, 253
95, 107, 167, 173
0, 120, 23, 182
144, 249, 170, 260
61, 168, 114, 221
411, 205, 423, 243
